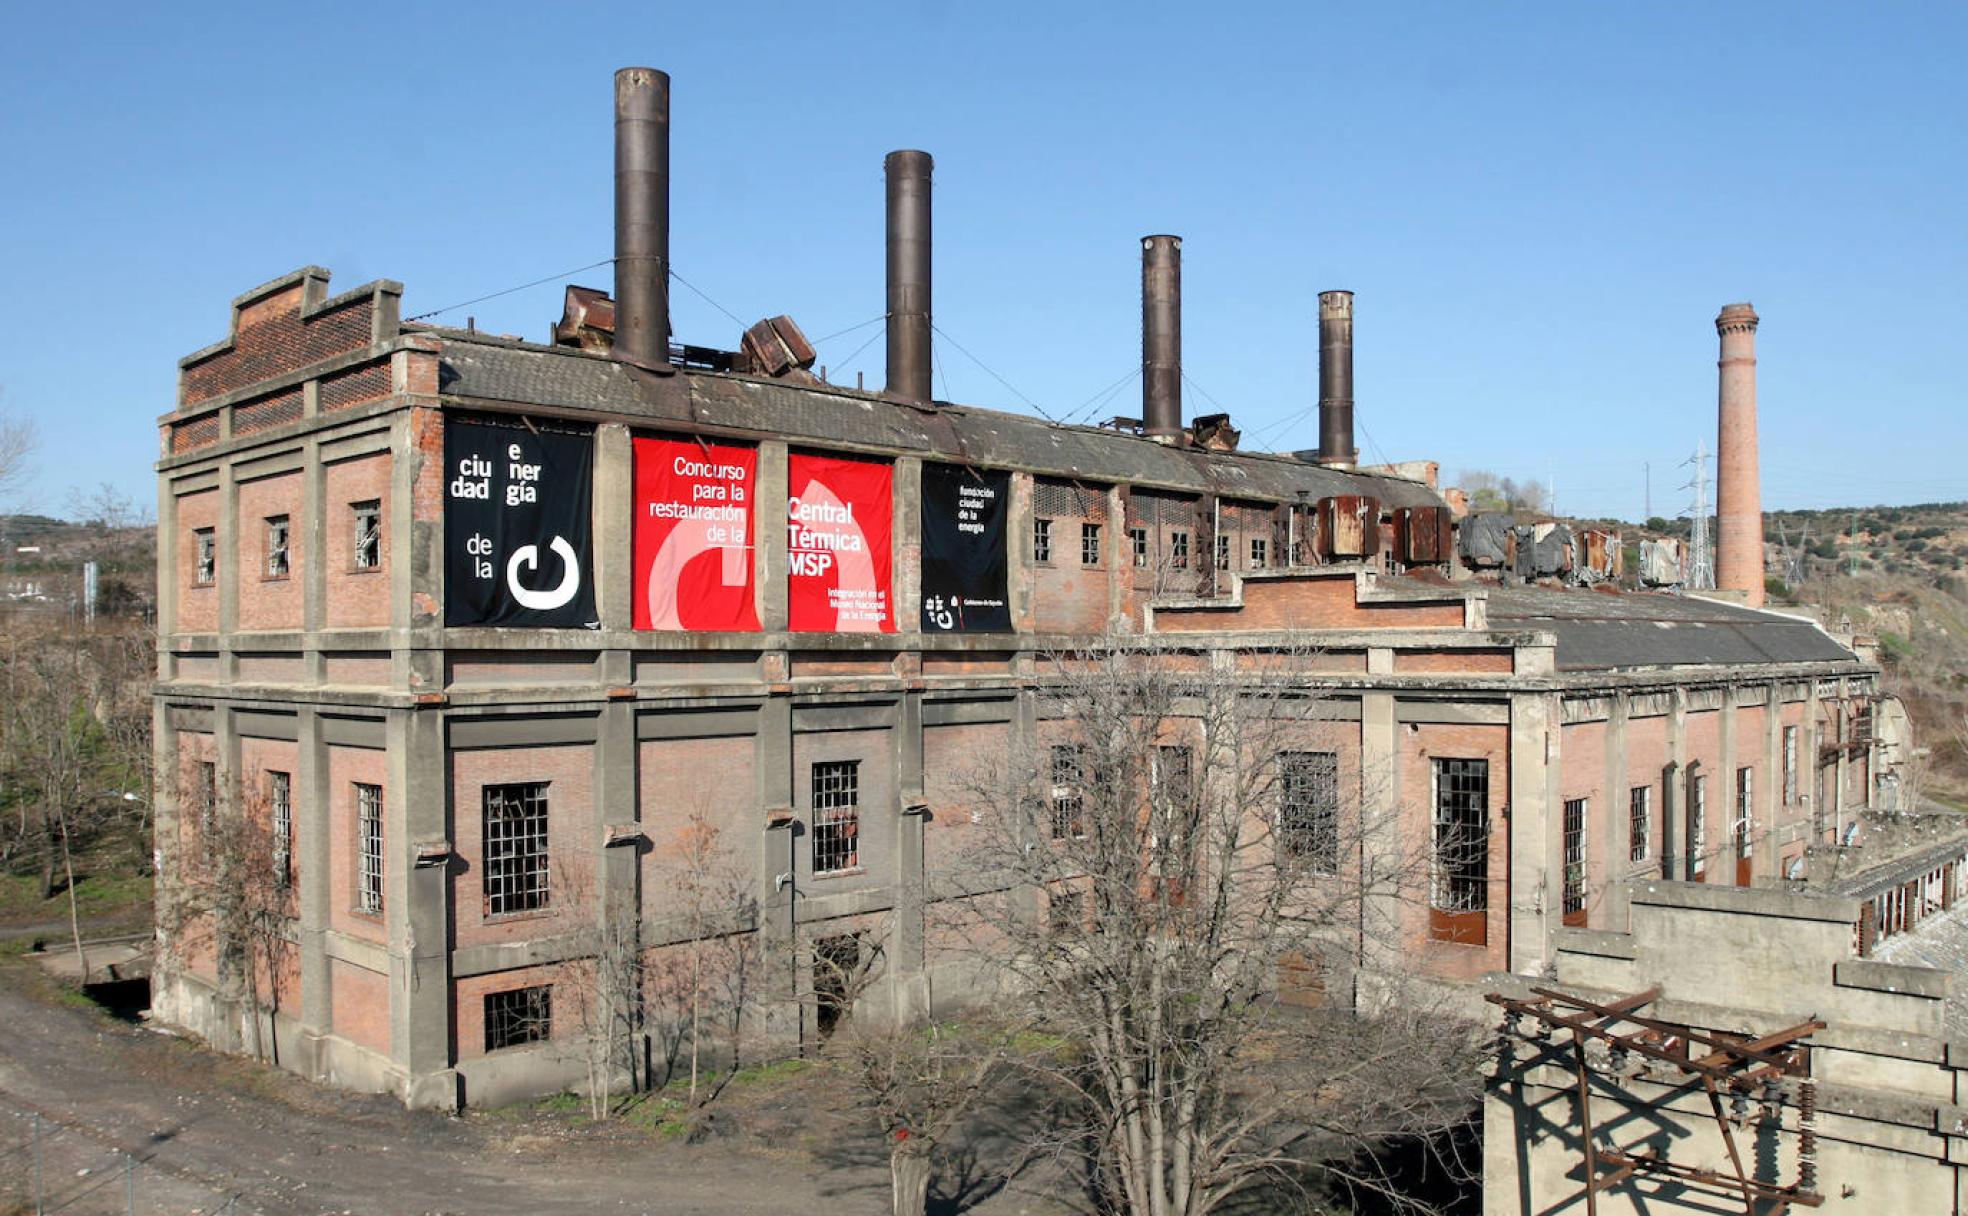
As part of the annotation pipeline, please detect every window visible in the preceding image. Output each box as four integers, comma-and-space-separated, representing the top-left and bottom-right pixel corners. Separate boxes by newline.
1736, 767, 1754, 861
1081, 522, 1102, 566
1689, 774, 1708, 879
1431, 759, 1489, 912
1562, 798, 1587, 923
194, 760, 217, 832
1169, 531, 1190, 569
484, 783, 550, 916
356, 782, 384, 914
1250, 537, 1268, 569
1048, 888, 1085, 937
813, 934, 861, 1038
264, 515, 290, 579
1628, 786, 1650, 863
1214, 533, 1230, 570
351, 500, 381, 570
1050, 745, 1087, 840
1032, 517, 1053, 564
1129, 527, 1149, 567
484, 985, 551, 1051
194, 528, 216, 586
1783, 726, 1799, 804
1278, 751, 1340, 872
269, 770, 292, 887
811, 761, 860, 874
1154, 745, 1194, 815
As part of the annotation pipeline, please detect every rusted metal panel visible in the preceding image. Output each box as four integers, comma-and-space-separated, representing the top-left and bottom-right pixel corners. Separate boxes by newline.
1575, 528, 1622, 584
1459, 512, 1515, 569
1393, 505, 1454, 565
1316, 495, 1380, 559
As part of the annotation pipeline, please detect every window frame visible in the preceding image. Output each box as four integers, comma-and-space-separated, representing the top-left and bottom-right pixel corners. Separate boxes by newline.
1628, 785, 1650, 863
264, 514, 291, 580
1430, 758, 1489, 914
1049, 744, 1088, 841
193, 528, 216, 586
1782, 725, 1799, 805
1562, 797, 1587, 922
1249, 536, 1268, 569
351, 500, 382, 571
269, 770, 293, 888
1032, 517, 1053, 564
1277, 750, 1340, 873
483, 781, 551, 918
1081, 521, 1102, 567
355, 781, 384, 915
811, 760, 862, 875
1168, 530, 1190, 569
1129, 527, 1149, 567
484, 985, 552, 1052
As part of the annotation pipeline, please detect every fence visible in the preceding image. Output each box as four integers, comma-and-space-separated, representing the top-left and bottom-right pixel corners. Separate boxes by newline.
3, 1107, 258, 1216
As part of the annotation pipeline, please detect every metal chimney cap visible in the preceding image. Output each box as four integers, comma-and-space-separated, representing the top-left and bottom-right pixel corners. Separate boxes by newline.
1141, 234, 1182, 249
885, 149, 934, 167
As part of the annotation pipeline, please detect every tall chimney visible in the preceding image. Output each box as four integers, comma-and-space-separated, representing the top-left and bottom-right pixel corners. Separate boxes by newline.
1316, 289, 1356, 467
1141, 235, 1182, 441
614, 67, 671, 367
885, 150, 933, 403
1715, 302, 1764, 607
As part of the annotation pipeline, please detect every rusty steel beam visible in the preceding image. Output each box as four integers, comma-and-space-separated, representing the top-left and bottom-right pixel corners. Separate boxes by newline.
614, 67, 671, 369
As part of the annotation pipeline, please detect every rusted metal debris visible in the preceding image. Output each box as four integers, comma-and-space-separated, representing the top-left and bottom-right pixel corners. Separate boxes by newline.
737, 315, 817, 379
1392, 505, 1453, 566
1318, 494, 1381, 560
1575, 527, 1622, 583
1190, 412, 1240, 452
1488, 985, 1825, 1215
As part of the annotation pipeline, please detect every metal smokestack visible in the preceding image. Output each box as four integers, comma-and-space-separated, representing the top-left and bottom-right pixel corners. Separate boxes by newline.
885, 150, 933, 403
1317, 290, 1356, 468
1715, 302, 1764, 607
613, 67, 671, 367
1141, 235, 1182, 441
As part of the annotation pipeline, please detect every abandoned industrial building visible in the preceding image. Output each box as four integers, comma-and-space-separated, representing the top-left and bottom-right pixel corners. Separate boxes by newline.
151, 66, 1921, 1124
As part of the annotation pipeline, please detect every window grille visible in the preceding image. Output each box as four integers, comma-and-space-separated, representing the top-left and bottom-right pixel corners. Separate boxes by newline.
269, 770, 292, 887
1032, 517, 1053, 564
484, 782, 551, 916
1050, 745, 1087, 840
1214, 533, 1230, 570
265, 515, 290, 578
194, 529, 216, 585
1562, 798, 1587, 918
484, 985, 551, 1051
1250, 537, 1268, 568
1169, 531, 1190, 569
1782, 726, 1799, 804
1689, 774, 1708, 878
1278, 751, 1339, 872
1628, 786, 1650, 863
1081, 522, 1102, 566
811, 761, 861, 874
352, 500, 382, 569
1431, 759, 1489, 912
1154, 745, 1194, 815
1129, 527, 1149, 567
1737, 767, 1754, 860
1034, 478, 1108, 521
356, 782, 384, 914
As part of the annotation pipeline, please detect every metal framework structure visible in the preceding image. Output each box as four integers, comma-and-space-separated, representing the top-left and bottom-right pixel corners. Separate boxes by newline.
1488, 985, 1825, 1215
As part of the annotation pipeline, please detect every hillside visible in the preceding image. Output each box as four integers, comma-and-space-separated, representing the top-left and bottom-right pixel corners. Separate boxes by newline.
0, 513, 154, 617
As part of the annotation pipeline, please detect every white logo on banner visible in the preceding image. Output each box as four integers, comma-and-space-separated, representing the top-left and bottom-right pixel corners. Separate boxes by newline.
506, 536, 581, 611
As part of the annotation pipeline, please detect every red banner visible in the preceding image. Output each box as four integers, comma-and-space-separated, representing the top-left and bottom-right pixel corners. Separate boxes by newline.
633, 437, 759, 631
787, 453, 893, 633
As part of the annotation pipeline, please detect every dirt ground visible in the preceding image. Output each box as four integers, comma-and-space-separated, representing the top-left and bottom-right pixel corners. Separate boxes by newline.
0, 962, 1071, 1216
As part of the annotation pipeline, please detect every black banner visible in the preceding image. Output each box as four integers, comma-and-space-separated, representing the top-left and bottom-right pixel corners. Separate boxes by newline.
920, 463, 1009, 632
444, 417, 597, 628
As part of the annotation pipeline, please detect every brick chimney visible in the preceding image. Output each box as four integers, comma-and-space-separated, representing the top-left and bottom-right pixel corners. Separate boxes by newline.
1715, 302, 1763, 607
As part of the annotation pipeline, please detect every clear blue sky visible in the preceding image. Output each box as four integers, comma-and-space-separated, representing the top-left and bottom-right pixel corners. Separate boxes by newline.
2, 2, 1962, 522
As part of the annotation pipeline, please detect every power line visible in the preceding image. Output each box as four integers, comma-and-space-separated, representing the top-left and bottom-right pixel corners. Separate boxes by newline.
1061, 367, 1141, 427
668, 268, 746, 327
928, 322, 1058, 422
403, 257, 612, 322
808, 314, 887, 347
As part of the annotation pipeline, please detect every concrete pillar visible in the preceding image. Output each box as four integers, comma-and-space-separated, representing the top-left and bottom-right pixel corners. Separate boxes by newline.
393, 409, 444, 694
155, 472, 179, 678
1805, 677, 1823, 843
758, 443, 789, 631
1715, 303, 1764, 607
754, 693, 799, 1028
895, 457, 922, 632
385, 707, 456, 1108
1358, 691, 1400, 979
891, 689, 929, 1021
301, 437, 327, 687
1507, 691, 1554, 975
1662, 689, 1686, 880
217, 462, 239, 682
1603, 694, 1630, 928
594, 423, 634, 633
1720, 684, 1740, 882
295, 707, 332, 1079
1764, 682, 1783, 879
1009, 471, 1036, 632
1105, 485, 1128, 629
596, 698, 639, 949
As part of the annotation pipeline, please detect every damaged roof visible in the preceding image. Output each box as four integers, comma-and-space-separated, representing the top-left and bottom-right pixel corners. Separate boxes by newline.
1481, 585, 1859, 671
431, 332, 1442, 507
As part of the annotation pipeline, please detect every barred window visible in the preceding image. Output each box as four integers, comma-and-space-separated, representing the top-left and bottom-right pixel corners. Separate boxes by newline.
1033, 517, 1053, 564
1736, 767, 1754, 860
1431, 759, 1489, 912
484, 985, 551, 1051
1628, 785, 1650, 863
1081, 522, 1102, 566
1689, 774, 1708, 878
1214, 533, 1230, 570
194, 528, 216, 585
1782, 726, 1799, 804
484, 783, 550, 916
1278, 751, 1339, 872
1250, 536, 1268, 569
812, 761, 861, 874
269, 770, 293, 887
1169, 531, 1189, 569
1562, 798, 1587, 919
194, 760, 217, 832
352, 500, 382, 570
1129, 527, 1149, 567
265, 515, 290, 579
1050, 745, 1086, 840
356, 782, 384, 914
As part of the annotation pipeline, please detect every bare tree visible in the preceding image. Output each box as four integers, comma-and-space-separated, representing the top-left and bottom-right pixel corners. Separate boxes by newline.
0, 399, 36, 507
645, 808, 762, 1103
550, 857, 646, 1119
944, 641, 1483, 1215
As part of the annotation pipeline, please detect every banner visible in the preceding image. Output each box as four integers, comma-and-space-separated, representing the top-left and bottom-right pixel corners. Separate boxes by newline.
787, 453, 893, 633
444, 418, 596, 628
920, 463, 1010, 632
632, 437, 759, 631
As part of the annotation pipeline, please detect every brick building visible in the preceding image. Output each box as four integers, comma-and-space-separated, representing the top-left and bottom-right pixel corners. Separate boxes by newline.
151, 68, 1899, 1109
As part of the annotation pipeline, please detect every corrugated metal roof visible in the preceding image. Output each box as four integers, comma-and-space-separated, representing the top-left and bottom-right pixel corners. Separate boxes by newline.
434, 336, 1442, 507
1481, 585, 1858, 671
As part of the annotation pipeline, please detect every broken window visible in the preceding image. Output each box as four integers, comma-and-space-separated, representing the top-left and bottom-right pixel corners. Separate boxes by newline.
1169, 531, 1190, 569
1129, 527, 1149, 567
1250, 536, 1268, 569
1689, 774, 1708, 879
813, 933, 860, 1038
811, 760, 860, 874
351, 500, 381, 570
1081, 522, 1102, 566
1278, 751, 1340, 872
1782, 726, 1799, 804
356, 782, 384, 914
1033, 517, 1053, 564
269, 770, 292, 888
1736, 767, 1754, 862
1214, 533, 1230, 570
484, 985, 551, 1051
1562, 798, 1587, 924
1050, 745, 1087, 840
484, 782, 550, 916
1628, 785, 1650, 863
264, 515, 290, 579
194, 528, 216, 586
1431, 758, 1488, 914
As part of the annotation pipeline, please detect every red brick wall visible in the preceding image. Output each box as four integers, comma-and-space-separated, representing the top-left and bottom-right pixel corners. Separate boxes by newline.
451, 745, 596, 951
330, 958, 390, 1055
455, 961, 576, 1060
239, 736, 302, 916
1559, 720, 1608, 927
236, 473, 303, 632
638, 735, 757, 926
326, 745, 388, 944
1153, 575, 1464, 633
177, 489, 220, 633
324, 454, 391, 629
1685, 709, 1722, 880
924, 722, 1010, 872
182, 287, 375, 407
792, 728, 893, 883
1395, 649, 1512, 674
1625, 714, 1670, 867
1400, 722, 1511, 979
